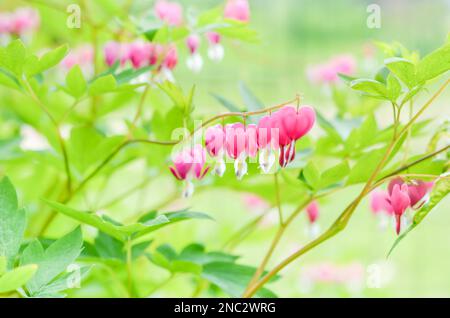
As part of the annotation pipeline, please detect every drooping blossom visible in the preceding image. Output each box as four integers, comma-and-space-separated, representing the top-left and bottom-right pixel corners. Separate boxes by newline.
205, 31, 224, 62
185, 34, 203, 73
224, 0, 250, 23
386, 183, 411, 235
10, 7, 40, 38
256, 115, 277, 173
225, 123, 258, 180
242, 193, 270, 216
306, 200, 320, 238
103, 41, 131, 67
169, 145, 210, 197
61, 45, 94, 76
205, 124, 226, 176
129, 41, 153, 69
369, 190, 393, 230
271, 106, 316, 167
307, 55, 356, 85
154, 0, 183, 26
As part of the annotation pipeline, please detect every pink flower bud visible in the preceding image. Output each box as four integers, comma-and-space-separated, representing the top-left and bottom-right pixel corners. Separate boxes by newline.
370, 190, 393, 215
224, 0, 250, 23
154, 0, 183, 26
11, 7, 40, 35
162, 45, 178, 70
186, 34, 200, 54
129, 41, 152, 69
387, 184, 411, 234
306, 201, 319, 224
205, 124, 225, 157
206, 31, 221, 45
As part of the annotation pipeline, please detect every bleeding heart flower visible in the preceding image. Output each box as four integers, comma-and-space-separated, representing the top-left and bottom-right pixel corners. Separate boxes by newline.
129, 41, 152, 69
257, 115, 277, 173
205, 124, 226, 176
271, 106, 316, 167
388, 177, 433, 209
169, 145, 210, 197
370, 190, 393, 215
225, 123, 258, 179
307, 54, 356, 85
386, 184, 411, 235
154, 0, 183, 26
224, 0, 250, 23
206, 31, 224, 62
10, 7, 40, 36
186, 34, 203, 73
306, 201, 320, 239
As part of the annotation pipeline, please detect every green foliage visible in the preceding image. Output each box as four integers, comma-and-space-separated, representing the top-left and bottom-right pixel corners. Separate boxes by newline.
0, 264, 38, 293
65, 66, 87, 99
20, 228, 83, 297
148, 243, 277, 297
45, 200, 212, 242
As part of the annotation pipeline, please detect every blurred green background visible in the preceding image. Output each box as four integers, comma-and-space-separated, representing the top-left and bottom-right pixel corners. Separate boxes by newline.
1, 0, 449, 297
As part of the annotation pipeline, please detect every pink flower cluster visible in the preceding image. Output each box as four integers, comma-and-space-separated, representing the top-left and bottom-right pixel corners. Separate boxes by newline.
103, 41, 178, 82
307, 55, 356, 85
184, 32, 225, 73
169, 105, 315, 197
205, 105, 316, 179
0, 7, 40, 40
370, 177, 433, 234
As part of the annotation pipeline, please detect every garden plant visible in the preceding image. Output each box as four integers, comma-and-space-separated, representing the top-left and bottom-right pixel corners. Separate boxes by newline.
0, 0, 449, 298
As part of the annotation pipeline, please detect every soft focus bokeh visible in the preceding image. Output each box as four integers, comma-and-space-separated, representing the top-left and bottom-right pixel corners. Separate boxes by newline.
1, 0, 449, 297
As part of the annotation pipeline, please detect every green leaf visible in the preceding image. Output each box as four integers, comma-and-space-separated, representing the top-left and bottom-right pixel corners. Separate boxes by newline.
65, 65, 87, 98
0, 177, 26, 262
347, 148, 386, 185
299, 161, 321, 190
238, 81, 263, 111
319, 161, 350, 188
386, 73, 402, 101
387, 176, 450, 257
0, 68, 21, 90
211, 93, 242, 112
88, 75, 117, 96
114, 66, 153, 85
384, 57, 416, 88
349, 78, 389, 99
24, 44, 69, 77
20, 227, 83, 296
416, 42, 450, 84
202, 262, 277, 298
0, 264, 38, 293
45, 200, 212, 242
0, 40, 27, 76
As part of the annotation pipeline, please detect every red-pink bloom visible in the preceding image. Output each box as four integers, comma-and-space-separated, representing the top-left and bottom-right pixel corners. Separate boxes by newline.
162, 45, 178, 70
205, 31, 224, 62
104, 41, 131, 67
206, 31, 221, 45
224, 123, 258, 179
186, 34, 200, 54
271, 106, 316, 167
370, 190, 393, 215
306, 201, 319, 224
224, 0, 250, 22
388, 177, 433, 209
10, 7, 40, 35
154, 0, 183, 26
205, 124, 225, 157
129, 41, 152, 69
386, 184, 411, 235
169, 145, 210, 197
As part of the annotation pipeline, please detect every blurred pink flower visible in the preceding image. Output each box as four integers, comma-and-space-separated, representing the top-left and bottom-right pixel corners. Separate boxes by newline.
154, 0, 183, 26
225, 123, 258, 179
224, 0, 250, 22
307, 54, 356, 85
186, 34, 203, 72
306, 201, 319, 223
62, 45, 94, 72
205, 31, 224, 62
370, 190, 393, 215
242, 193, 270, 215
10, 7, 40, 35
162, 44, 178, 70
